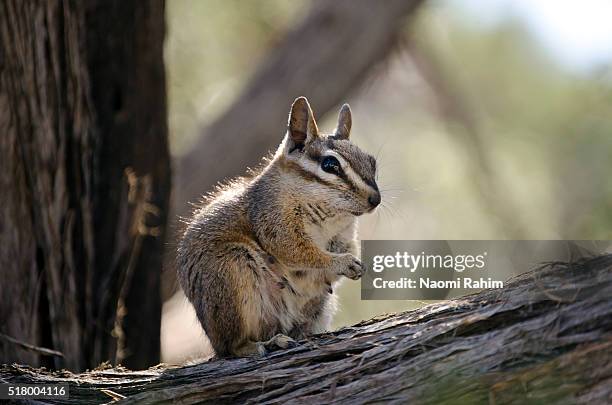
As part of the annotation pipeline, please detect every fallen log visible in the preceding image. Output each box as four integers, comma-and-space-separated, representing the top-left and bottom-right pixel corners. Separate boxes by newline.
2, 255, 611, 404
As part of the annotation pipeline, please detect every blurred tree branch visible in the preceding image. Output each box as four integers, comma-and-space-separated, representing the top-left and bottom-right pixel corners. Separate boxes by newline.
176, 0, 426, 221
3, 255, 611, 403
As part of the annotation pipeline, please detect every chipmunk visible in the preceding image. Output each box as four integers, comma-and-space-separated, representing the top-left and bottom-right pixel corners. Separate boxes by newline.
177, 97, 380, 357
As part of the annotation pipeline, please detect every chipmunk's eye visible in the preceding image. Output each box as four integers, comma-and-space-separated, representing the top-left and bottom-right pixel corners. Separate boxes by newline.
321, 156, 341, 175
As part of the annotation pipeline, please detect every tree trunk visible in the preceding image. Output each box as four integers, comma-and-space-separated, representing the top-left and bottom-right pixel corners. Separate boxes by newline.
0, 0, 170, 371
176, 0, 425, 219
2, 255, 611, 404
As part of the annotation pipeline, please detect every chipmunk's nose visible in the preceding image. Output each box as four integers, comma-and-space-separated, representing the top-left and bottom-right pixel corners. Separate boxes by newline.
368, 192, 381, 208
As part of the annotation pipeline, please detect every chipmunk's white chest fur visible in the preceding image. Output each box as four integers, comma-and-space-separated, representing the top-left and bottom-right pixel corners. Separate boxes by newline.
303, 205, 355, 251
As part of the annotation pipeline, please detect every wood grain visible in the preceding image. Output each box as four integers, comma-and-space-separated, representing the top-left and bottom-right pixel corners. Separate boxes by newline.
3, 255, 611, 404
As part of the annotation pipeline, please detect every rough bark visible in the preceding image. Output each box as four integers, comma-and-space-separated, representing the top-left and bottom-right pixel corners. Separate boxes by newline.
176, 0, 425, 219
83, 0, 170, 371
3, 255, 611, 404
0, 0, 170, 371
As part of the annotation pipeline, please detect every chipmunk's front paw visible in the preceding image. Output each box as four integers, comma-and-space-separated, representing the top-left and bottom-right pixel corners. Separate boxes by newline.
332, 253, 364, 280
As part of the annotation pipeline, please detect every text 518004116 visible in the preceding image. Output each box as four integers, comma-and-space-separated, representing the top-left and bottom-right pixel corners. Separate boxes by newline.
0, 384, 69, 399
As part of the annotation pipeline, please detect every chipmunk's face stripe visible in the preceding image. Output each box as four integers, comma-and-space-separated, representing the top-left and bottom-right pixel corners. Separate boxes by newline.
281, 136, 378, 197
298, 149, 357, 191
280, 157, 335, 188
315, 151, 358, 192
322, 148, 378, 195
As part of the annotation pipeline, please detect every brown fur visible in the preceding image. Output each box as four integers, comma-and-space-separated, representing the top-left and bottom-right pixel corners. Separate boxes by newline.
177, 97, 380, 357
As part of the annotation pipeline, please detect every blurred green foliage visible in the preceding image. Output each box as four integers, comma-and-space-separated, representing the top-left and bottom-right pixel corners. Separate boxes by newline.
415, 7, 612, 240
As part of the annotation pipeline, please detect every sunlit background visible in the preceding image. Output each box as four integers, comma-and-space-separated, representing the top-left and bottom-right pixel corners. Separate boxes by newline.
161, 0, 612, 363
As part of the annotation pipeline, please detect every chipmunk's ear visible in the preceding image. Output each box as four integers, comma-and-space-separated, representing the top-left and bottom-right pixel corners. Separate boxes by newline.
287, 96, 319, 153
332, 103, 352, 140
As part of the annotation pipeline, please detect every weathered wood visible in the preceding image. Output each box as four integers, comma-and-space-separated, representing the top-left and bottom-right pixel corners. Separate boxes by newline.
3, 255, 611, 404
0, 0, 170, 371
